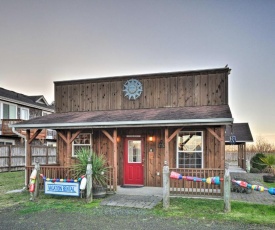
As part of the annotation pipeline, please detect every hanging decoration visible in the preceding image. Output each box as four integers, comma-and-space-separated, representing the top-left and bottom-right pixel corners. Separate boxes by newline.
29, 168, 37, 193
232, 179, 275, 195
39, 174, 84, 183
170, 171, 222, 185
170, 171, 275, 196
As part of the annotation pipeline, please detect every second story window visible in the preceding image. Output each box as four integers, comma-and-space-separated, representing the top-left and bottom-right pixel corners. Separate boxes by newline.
3, 103, 16, 119
20, 108, 29, 120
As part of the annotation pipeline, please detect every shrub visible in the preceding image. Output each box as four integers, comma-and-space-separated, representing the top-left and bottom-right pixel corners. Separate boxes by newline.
250, 153, 267, 171
250, 168, 260, 173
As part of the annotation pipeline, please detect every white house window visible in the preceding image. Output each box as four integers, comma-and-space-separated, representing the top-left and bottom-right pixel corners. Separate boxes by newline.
20, 108, 29, 120
0, 139, 15, 145
72, 133, 91, 157
3, 103, 17, 119
177, 131, 203, 168
42, 111, 51, 116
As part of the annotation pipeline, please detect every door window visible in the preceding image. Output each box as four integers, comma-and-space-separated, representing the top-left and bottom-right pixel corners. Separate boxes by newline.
128, 140, 141, 163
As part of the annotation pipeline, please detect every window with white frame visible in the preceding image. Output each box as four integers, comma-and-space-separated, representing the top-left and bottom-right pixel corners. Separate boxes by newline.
42, 111, 51, 116
72, 133, 91, 157
177, 131, 203, 168
0, 139, 15, 145
20, 108, 29, 120
3, 103, 17, 119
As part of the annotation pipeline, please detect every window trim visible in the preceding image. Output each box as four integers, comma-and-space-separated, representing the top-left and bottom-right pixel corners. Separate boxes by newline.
0, 139, 15, 145
176, 131, 204, 169
72, 133, 92, 157
20, 107, 29, 120
1, 102, 17, 119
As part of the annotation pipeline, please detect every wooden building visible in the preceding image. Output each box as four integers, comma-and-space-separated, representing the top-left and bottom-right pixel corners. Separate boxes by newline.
225, 123, 253, 171
11, 67, 233, 193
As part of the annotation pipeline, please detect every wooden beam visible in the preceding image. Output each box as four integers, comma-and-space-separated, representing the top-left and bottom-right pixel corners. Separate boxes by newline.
58, 131, 68, 144
66, 131, 72, 166
113, 129, 117, 191
164, 128, 169, 166
167, 127, 182, 143
207, 128, 222, 142
28, 129, 42, 144
220, 126, 225, 169
26, 130, 31, 166
69, 130, 82, 144
102, 130, 114, 143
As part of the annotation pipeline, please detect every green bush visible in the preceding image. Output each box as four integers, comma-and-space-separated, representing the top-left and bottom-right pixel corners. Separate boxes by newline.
250, 153, 267, 171
250, 167, 261, 173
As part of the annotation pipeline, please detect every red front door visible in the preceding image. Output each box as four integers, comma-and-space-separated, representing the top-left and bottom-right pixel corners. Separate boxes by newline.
124, 138, 144, 185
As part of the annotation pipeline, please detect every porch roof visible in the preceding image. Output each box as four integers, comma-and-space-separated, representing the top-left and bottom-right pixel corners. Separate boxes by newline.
10, 105, 233, 129
225, 123, 253, 144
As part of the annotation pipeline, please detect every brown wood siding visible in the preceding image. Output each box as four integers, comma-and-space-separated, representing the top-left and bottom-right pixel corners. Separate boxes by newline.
56, 126, 224, 186
55, 72, 229, 113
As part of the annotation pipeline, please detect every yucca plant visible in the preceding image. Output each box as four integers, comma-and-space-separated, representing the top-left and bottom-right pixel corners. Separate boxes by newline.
260, 154, 275, 183
260, 154, 275, 171
72, 148, 108, 186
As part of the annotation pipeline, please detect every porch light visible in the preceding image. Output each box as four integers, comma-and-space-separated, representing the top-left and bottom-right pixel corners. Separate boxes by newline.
149, 136, 153, 142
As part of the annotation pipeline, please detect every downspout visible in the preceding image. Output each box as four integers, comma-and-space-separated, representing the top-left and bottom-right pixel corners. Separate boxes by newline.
12, 127, 28, 186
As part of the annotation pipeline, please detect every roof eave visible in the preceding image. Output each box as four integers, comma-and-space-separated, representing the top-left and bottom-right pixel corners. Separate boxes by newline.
10, 118, 233, 129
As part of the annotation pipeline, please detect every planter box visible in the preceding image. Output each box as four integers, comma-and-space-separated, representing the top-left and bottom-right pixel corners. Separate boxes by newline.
263, 175, 275, 183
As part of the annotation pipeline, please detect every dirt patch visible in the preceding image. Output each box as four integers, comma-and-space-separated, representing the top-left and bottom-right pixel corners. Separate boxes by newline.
0, 204, 274, 230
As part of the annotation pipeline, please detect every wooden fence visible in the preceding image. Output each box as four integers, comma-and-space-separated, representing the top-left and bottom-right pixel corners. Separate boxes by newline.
0, 145, 57, 172
169, 168, 224, 197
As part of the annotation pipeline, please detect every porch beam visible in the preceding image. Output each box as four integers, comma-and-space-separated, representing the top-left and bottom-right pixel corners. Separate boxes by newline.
58, 131, 68, 144
66, 131, 72, 166
164, 128, 169, 165
167, 127, 182, 143
69, 130, 82, 144
220, 126, 225, 169
26, 130, 31, 166
113, 129, 117, 191
102, 130, 114, 143
207, 128, 222, 142
28, 129, 42, 144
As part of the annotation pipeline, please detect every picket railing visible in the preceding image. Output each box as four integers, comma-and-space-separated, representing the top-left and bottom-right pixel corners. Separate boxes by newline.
26, 165, 115, 193
169, 168, 224, 197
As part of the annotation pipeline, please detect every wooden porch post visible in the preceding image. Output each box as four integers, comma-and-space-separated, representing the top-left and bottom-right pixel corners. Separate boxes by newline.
102, 129, 118, 191
26, 130, 31, 167
244, 143, 247, 171
164, 128, 169, 166
113, 130, 117, 191
66, 131, 72, 166
220, 126, 225, 169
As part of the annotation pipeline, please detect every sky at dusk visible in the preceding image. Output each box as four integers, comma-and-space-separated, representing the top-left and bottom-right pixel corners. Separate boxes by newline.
0, 0, 275, 143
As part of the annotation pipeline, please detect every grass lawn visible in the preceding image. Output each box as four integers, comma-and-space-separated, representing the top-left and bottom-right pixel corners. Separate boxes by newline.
1, 171, 275, 226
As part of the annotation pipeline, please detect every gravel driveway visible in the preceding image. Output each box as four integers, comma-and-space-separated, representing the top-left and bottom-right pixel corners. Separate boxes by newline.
0, 205, 274, 230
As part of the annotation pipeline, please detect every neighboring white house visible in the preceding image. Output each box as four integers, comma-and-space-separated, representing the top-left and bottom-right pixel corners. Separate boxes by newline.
0, 87, 56, 146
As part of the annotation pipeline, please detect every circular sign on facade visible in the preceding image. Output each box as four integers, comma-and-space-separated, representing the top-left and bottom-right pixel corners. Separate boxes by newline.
123, 79, 143, 100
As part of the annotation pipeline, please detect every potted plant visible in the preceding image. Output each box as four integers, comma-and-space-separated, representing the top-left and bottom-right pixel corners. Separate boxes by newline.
259, 154, 275, 183
73, 148, 108, 198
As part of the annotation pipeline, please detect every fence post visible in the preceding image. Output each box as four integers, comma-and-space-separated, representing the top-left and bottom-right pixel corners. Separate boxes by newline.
163, 161, 170, 209
86, 156, 93, 203
224, 162, 231, 212
8, 145, 11, 172
34, 160, 40, 199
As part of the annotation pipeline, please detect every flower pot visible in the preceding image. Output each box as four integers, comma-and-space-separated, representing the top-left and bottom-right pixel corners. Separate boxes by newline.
92, 185, 107, 198
263, 175, 275, 183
